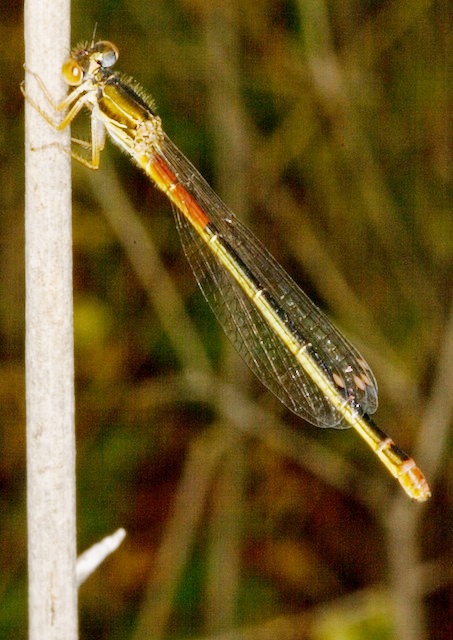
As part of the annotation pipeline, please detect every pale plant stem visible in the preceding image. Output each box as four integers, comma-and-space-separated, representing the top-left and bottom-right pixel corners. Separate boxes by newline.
24, 0, 77, 638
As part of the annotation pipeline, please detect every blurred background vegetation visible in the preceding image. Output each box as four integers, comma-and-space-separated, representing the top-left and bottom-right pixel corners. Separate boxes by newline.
0, 0, 451, 638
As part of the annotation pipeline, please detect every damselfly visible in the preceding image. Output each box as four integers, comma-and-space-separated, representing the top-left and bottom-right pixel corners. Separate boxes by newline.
23, 40, 431, 501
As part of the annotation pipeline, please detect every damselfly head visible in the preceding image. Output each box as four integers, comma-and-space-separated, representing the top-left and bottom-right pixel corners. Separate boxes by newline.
62, 41, 119, 87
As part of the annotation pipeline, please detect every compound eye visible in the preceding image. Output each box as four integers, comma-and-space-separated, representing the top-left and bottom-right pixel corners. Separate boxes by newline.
62, 58, 83, 86
93, 40, 119, 68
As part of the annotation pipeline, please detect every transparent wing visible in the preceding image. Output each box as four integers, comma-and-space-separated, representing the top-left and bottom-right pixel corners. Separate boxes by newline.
160, 134, 378, 428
